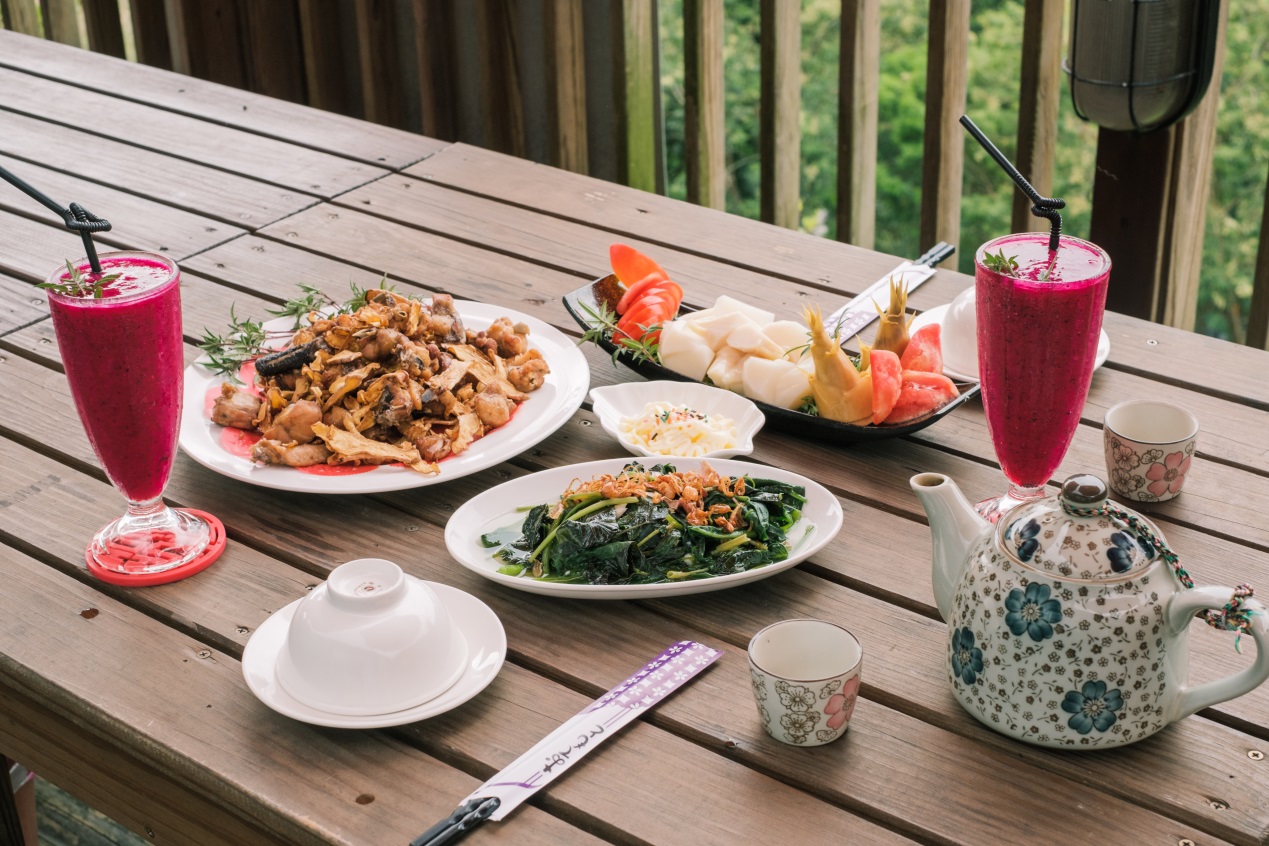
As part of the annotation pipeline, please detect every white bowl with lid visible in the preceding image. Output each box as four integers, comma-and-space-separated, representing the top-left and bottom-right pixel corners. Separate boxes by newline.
275, 558, 468, 716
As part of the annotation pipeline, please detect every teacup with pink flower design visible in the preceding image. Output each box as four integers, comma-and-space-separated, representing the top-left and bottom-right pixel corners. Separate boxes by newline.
748, 619, 862, 746
1103, 400, 1198, 503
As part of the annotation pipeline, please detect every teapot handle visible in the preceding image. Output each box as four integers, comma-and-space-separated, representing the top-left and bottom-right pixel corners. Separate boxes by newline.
1167, 586, 1269, 719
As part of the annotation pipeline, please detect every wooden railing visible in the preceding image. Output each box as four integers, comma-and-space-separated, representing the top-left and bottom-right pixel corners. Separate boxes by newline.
3, 0, 1267, 346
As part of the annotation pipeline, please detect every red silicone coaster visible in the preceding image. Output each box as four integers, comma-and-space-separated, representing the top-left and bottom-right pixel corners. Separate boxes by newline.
85, 509, 226, 587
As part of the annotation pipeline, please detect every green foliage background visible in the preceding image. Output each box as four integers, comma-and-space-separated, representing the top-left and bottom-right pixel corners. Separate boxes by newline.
658, 0, 1268, 342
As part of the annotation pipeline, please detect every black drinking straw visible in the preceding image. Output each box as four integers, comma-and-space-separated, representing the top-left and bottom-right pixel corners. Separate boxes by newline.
960, 115, 1064, 252
0, 162, 111, 273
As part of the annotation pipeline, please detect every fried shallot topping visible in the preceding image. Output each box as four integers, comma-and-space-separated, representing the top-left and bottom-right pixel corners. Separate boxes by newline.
549, 463, 748, 530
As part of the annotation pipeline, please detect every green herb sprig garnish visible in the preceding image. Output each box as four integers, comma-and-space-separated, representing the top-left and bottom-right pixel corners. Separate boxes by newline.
197, 307, 268, 381
267, 284, 337, 328
197, 280, 395, 381
341, 275, 396, 314
578, 301, 661, 366
982, 249, 1019, 276
37, 260, 121, 299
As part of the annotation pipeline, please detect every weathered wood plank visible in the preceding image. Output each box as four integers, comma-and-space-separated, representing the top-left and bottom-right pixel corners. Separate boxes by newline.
0, 272, 44, 335
162, 0, 247, 87
1247, 166, 1269, 350
38, 0, 83, 46
354, 0, 408, 129
240, 0, 307, 104
1010, 0, 1062, 234
0, 66, 388, 197
404, 144, 939, 298
919, 0, 969, 267
411, 0, 457, 140
543, 0, 587, 173
320, 182, 862, 318
0, 155, 245, 259
1090, 128, 1176, 322
759, 0, 800, 229
475, 0, 525, 157
683, 0, 724, 209
1159, 0, 1228, 332
126, 0, 171, 69
296, 0, 356, 116
0, 31, 439, 169
81, 0, 126, 59
613, 0, 658, 193
837, 0, 878, 247
1, 0, 42, 36
0, 112, 310, 229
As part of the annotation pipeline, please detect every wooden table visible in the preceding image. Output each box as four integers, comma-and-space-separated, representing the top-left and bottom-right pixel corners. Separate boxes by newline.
1, 31, 1268, 846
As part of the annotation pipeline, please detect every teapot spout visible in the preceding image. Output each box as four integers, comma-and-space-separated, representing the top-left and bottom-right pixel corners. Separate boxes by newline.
910, 473, 989, 621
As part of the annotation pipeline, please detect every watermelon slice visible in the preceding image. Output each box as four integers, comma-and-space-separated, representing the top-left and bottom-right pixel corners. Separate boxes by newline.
610, 244, 667, 288
884, 370, 960, 425
900, 324, 944, 374
870, 349, 902, 425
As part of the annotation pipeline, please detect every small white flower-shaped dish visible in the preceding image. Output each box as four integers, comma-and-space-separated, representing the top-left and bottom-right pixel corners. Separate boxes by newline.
589, 381, 765, 460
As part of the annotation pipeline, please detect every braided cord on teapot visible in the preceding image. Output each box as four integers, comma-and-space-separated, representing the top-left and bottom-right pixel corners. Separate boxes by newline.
1062, 501, 1257, 648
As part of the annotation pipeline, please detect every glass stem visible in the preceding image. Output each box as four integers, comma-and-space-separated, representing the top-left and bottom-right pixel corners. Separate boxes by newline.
1007, 483, 1046, 502
127, 496, 166, 519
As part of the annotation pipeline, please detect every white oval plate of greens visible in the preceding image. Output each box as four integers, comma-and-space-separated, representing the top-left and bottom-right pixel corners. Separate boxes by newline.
445, 457, 842, 599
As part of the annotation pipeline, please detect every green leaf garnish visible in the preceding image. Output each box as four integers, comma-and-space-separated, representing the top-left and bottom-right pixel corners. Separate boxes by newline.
982, 249, 1019, 276
37, 259, 121, 299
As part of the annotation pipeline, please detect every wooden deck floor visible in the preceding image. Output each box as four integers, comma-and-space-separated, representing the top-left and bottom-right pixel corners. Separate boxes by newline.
35, 780, 144, 846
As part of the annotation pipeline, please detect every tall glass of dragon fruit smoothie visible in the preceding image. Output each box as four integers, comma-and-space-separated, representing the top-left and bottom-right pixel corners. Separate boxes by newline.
46, 251, 211, 576
974, 233, 1111, 522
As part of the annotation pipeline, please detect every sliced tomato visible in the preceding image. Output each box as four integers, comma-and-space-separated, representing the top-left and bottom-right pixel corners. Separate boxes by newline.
610, 244, 668, 288
617, 299, 676, 343
870, 349, 903, 425
644, 279, 683, 306
616, 273, 667, 314
620, 302, 670, 334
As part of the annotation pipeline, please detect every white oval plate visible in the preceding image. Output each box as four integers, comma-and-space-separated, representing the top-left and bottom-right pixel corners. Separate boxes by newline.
445, 457, 843, 600
242, 580, 506, 728
911, 304, 1110, 383
179, 300, 589, 493
589, 381, 765, 460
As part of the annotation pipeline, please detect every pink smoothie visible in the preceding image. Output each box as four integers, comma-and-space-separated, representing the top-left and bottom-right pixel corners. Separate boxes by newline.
975, 234, 1110, 488
47, 252, 184, 502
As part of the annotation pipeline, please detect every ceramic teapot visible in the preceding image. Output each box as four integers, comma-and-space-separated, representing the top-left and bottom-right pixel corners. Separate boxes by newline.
910, 472, 1269, 749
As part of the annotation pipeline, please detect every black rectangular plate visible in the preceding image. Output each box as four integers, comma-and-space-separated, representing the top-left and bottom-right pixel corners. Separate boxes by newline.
563, 276, 980, 442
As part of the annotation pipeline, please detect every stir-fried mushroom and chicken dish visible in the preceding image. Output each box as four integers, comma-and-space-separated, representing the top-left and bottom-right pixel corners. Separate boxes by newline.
210, 290, 550, 473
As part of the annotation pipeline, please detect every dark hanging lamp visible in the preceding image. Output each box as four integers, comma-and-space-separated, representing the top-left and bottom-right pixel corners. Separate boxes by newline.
1064, 0, 1222, 133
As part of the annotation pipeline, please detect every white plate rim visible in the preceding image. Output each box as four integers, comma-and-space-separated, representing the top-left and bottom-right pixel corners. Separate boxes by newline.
179, 300, 589, 494
241, 580, 506, 728
444, 456, 843, 600
911, 303, 1111, 383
